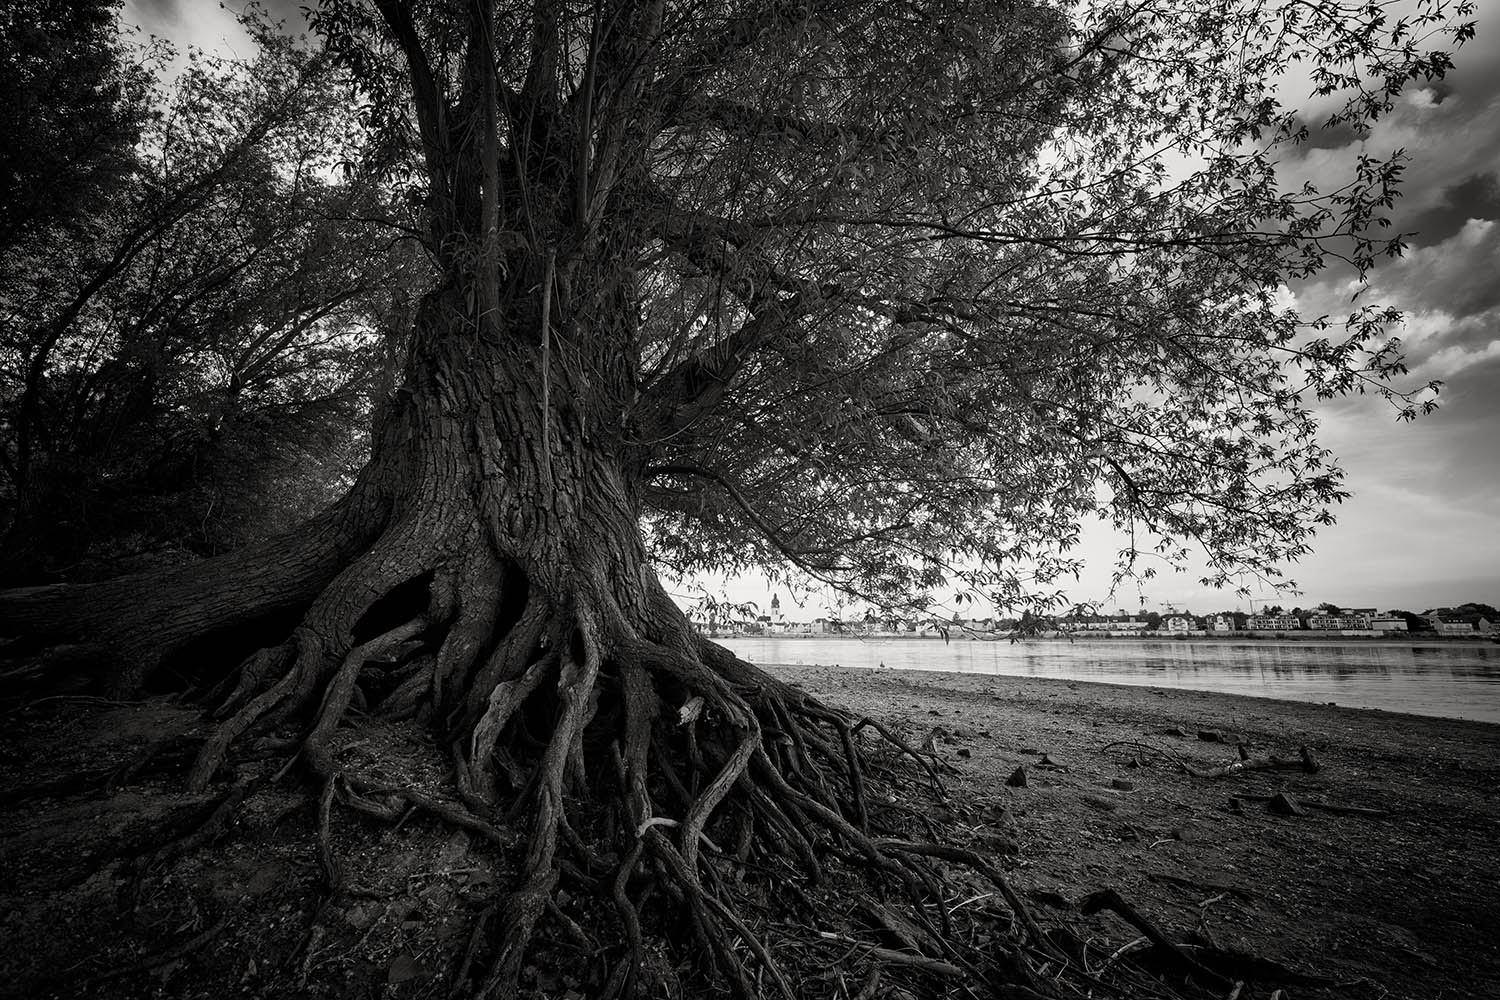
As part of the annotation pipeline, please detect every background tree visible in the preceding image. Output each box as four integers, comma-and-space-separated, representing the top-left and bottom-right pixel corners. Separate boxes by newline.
1388, 608, 1428, 632
0, 18, 427, 583
0, 0, 149, 250
2, 1, 1474, 996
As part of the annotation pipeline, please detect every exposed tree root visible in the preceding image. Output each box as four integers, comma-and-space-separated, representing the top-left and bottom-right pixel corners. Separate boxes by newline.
4, 522, 1261, 999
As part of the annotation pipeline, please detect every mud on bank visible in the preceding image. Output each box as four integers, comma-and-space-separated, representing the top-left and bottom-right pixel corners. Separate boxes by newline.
775, 665, 1500, 1000
1, 666, 1495, 999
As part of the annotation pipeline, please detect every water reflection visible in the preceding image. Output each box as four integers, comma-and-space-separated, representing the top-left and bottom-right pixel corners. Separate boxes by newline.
720, 638, 1500, 724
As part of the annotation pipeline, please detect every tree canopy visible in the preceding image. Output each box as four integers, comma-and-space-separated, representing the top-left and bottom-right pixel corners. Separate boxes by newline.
303, 0, 1464, 619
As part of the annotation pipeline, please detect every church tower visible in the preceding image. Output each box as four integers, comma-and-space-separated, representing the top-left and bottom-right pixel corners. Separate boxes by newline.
770, 593, 782, 624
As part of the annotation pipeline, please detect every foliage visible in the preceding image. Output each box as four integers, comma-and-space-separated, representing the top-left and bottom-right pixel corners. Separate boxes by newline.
0, 0, 152, 250
304, 0, 1469, 622
0, 15, 427, 581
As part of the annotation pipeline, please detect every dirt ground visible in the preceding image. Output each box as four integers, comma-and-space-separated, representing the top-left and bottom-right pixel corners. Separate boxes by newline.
1, 666, 1496, 999
775, 665, 1500, 1000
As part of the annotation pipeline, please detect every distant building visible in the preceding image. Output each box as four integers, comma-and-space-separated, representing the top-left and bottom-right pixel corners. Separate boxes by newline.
1370, 612, 1409, 632
1060, 614, 1149, 634
1425, 613, 1494, 635
1247, 614, 1299, 631
1308, 609, 1374, 630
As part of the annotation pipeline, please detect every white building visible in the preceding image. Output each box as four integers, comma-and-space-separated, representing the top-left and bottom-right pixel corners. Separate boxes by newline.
1308, 609, 1374, 630
1247, 614, 1300, 631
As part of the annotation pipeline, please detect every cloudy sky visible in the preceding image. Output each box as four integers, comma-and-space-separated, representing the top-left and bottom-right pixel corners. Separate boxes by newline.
119, 1, 1500, 616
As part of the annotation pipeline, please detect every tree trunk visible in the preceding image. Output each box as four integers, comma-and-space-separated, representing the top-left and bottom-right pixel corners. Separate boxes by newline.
0, 281, 1044, 999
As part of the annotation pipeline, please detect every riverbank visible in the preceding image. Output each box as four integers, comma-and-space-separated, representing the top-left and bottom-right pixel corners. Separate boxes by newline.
710, 632, 1496, 643
771, 663, 1500, 1000
1, 669, 1494, 999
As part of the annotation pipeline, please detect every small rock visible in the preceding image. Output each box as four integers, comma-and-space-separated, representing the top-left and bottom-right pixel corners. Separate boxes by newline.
1110, 779, 1135, 791
387, 953, 421, 985
1268, 792, 1306, 816
1005, 765, 1028, 788
1162, 726, 1188, 738
1197, 729, 1223, 743
956, 747, 972, 759
1082, 794, 1120, 812
975, 831, 1019, 854
1173, 825, 1196, 842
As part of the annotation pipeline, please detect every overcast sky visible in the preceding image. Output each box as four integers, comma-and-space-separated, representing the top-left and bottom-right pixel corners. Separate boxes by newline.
119, 1, 1499, 616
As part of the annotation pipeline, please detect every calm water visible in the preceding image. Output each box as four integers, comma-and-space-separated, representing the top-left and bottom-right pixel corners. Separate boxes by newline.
719, 637, 1500, 724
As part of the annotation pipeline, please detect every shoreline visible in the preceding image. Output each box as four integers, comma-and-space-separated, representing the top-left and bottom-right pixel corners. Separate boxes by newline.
773, 662, 1500, 730
765, 662, 1500, 999
711, 632, 1496, 644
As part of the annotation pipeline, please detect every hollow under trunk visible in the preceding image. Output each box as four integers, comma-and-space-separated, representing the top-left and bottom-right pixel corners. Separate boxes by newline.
0, 285, 1071, 999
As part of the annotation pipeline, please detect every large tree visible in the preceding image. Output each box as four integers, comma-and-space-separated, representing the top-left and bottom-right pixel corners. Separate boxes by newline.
3, 0, 1472, 996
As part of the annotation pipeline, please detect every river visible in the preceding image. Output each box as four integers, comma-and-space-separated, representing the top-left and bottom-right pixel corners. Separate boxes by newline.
717, 636, 1500, 724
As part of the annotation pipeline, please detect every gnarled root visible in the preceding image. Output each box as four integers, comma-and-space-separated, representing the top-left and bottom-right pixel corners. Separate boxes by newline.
79, 538, 1097, 999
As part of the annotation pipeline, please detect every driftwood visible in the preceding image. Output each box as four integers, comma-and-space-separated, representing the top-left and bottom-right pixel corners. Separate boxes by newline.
815, 932, 965, 977
1182, 745, 1320, 779
1229, 793, 1389, 817
1080, 888, 1237, 994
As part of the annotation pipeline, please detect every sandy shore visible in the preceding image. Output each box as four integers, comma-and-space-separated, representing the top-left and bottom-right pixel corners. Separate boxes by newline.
768, 664, 1500, 999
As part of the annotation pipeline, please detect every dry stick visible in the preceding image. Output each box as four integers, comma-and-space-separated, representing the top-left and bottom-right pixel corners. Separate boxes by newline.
852, 715, 950, 795
1079, 888, 1236, 994
349, 780, 511, 848
875, 839, 1065, 964
700, 884, 800, 1000
645, 829, 766, 1000
750, 748, 951, 950
816, 933, 965, 977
